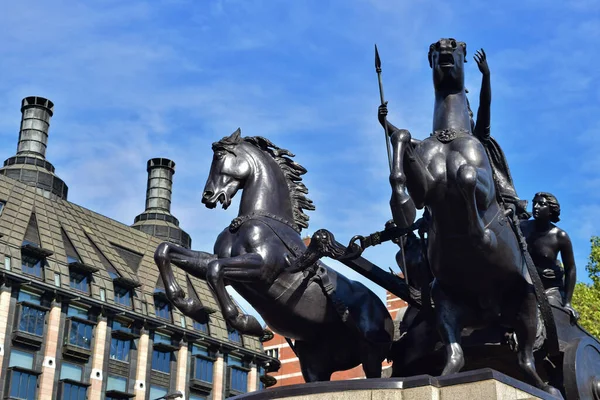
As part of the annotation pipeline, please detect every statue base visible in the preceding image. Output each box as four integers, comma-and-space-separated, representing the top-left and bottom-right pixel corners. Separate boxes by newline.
234, 369, 559, 399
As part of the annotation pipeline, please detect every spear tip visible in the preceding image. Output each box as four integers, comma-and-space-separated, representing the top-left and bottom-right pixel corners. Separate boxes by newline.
375, 44, 382, 70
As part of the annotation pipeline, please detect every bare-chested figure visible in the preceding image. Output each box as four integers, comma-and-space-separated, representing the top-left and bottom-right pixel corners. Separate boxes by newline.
520, 192, 579, 321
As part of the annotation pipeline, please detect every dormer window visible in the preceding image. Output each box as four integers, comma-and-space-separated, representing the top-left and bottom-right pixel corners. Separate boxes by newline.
153, 288, 172, 321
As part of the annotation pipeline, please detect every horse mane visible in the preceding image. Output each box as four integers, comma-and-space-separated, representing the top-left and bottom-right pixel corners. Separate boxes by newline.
243, 136, 315, 231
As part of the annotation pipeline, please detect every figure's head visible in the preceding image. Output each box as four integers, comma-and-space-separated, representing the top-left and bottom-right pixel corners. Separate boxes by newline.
202, 128, 251, 210
532, 192, 561, 223
428, 38, 467, 92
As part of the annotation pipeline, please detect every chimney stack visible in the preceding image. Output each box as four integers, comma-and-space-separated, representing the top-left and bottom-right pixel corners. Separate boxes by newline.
0, 96, 68, 200
17, 96, 54, 159
145, 158, 175, 213
132, 158, 191, 248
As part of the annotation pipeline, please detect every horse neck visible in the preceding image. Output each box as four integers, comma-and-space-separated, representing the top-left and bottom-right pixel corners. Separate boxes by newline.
432, 90, 471, 132
238, 150, 295, 222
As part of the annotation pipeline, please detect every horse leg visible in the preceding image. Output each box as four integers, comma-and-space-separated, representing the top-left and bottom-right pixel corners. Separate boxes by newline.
456, 164, 497, 251
361, 343, 384, 378
206, 254, 266, 336
514, 290, 563, 398
432, 280, 465, 375
389, 129, 418, 228
154, 242, 217, 322
294, 341, 333, 382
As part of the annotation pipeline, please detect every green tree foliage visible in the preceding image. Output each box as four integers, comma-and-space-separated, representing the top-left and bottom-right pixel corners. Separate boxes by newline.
571, 236, 600, 338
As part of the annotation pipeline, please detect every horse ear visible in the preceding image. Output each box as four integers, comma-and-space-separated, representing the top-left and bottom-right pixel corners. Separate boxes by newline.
230, 128, 242, 142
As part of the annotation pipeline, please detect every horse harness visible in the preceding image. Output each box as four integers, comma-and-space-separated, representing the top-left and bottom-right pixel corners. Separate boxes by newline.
229, 211, 364, 340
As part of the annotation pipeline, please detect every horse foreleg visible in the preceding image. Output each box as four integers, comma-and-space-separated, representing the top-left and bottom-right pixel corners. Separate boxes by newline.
389, 129, 417, 229
154, 242, 217, 323
456, 164, 497, 251
207, 254, 265, 336
432, 280, 465, 375
514, 291, 563, 398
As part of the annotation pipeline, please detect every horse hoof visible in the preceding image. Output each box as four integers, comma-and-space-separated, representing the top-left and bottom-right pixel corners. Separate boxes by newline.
260, 329, 275, 342
232, 314, 265, 337
544, 385, 563, 399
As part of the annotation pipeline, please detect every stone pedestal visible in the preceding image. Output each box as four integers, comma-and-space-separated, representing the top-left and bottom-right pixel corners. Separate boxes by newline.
230, 369, 559, 400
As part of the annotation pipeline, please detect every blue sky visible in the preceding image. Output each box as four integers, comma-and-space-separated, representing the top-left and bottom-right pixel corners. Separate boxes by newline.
1, 0, 599, 321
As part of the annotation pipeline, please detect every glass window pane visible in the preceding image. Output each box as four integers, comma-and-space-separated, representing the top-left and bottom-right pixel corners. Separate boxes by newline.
113, 320, 132, 333
110, 338, 130, 362
9, 349, 34, 369
19, 305, 45, 336
11, 370, 37, 400
67, 306, 88, 318
149, 386, 168, 400
195, 357, 213, 383
69, 320, 93, 349
193, 321, 208, 333
60, 362, 83, 381
192, 345, 209, 356
154, 332, 170, 345
106, 375, 127, 392
190, 395, 206, 400
18, 290, 40, 304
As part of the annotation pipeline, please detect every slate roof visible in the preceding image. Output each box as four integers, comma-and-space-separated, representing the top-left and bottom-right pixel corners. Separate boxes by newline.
0, 174, 263, 353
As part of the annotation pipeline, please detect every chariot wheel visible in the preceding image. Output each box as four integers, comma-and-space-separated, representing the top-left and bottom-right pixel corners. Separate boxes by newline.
563, 337, 600, 399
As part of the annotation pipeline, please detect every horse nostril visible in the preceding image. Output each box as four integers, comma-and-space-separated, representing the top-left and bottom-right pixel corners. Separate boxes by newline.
202, 191, 213, 203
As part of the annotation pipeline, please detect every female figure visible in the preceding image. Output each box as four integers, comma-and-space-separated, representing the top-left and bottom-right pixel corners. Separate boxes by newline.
520, 192, 579, 321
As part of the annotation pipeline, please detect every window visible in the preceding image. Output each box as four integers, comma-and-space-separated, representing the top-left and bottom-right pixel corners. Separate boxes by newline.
229, 357, 248, 394
67, 305, 88, 318
69, 270, 90, 293
60, 362, 87, 400
60, 362, 83, 381
66, 307, 93, 350
8, 369, 37, 400
9, 349, 34, 369
228, 329, 242, 344
149, 385, 168, 400
193, 321, 209, 334
110, 337, 131, 362
154, 294, 171, 321
152, 349, 171, 373
21, 253, 42, 277
114, 284, 132, 307
60, 381, 87, 399
192, 345, 214, 383
265, 348, 278, 359
190, 395, 207, 400
258, 366, 265, 390
0, 200, 6, 215
152, 333, 173, 374
5, 255, 11, 271
106, 375, 127, 391
17, 291, 45, 336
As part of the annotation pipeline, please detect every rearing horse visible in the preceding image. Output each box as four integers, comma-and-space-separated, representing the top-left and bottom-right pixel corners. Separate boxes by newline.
154, 129, 393, 381
381, 38, 561, 397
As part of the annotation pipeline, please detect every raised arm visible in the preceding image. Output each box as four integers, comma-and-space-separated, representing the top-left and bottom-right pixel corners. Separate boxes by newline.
558, 229, 579, 321
474, 49, 491, 141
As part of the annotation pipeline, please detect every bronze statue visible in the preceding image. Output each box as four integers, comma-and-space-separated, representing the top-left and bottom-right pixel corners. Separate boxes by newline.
520, 192, 578, 321
378, 38, 561, 397
154, 129, 393, 382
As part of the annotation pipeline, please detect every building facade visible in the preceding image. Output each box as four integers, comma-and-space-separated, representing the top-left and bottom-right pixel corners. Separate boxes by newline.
0, 96, 278, 400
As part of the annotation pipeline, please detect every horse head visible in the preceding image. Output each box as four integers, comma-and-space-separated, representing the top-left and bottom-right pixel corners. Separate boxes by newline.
202, 128, 250, 210
428, 38, 467, 93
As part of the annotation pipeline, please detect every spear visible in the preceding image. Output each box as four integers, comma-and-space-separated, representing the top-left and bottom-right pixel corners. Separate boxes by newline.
376, 44, 409, 287
375, 44, 393, 173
